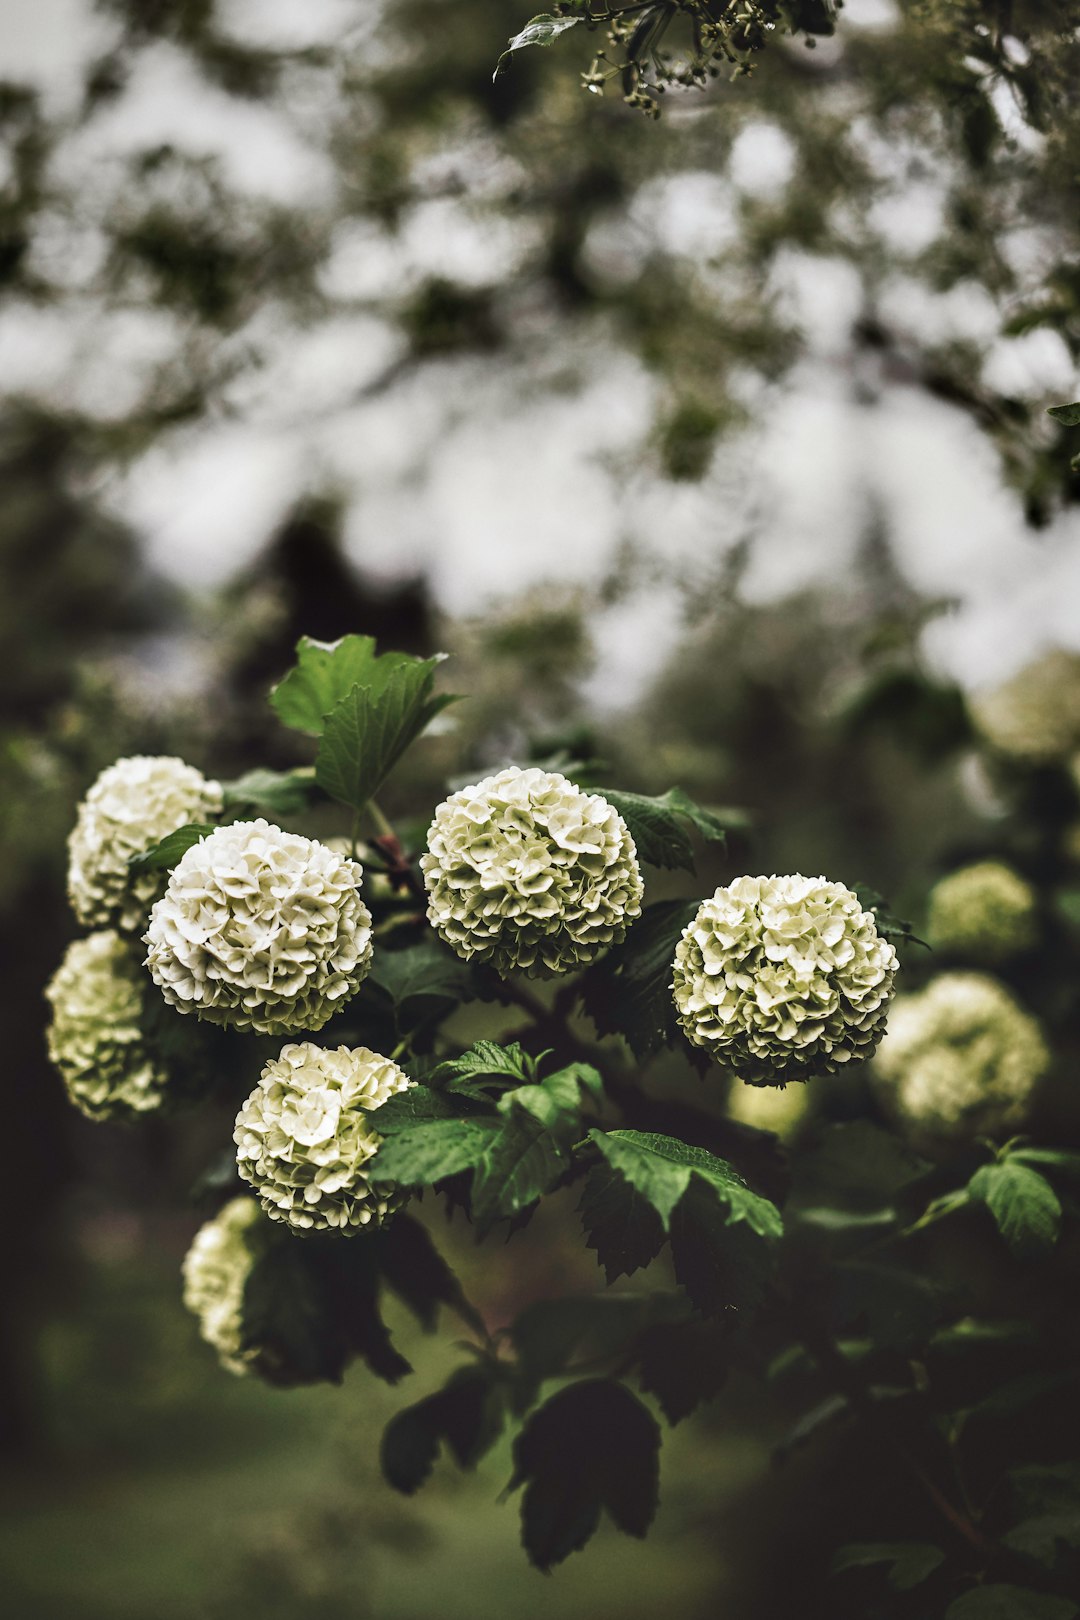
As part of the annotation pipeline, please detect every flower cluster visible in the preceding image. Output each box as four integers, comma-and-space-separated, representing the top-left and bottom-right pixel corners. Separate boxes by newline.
874, 972, 1049, 1146
672, 875, 898, 1085
421, 767, 643, 976
45, 930, 169, 1120
144, 819, 373, 1035
234, 1043, 413, 1232
926, 861, 1038, 963
67, 755, 223, 933
181, 1197, 275, 1376
970, 650, 1080, 763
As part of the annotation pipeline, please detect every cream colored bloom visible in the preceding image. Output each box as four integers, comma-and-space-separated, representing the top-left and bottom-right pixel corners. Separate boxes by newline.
181, 1197, 273, 1375
45, 930, 168, 1120
970, 650, 1080, 763
672, 875, 898, 1084
926, 861, 1038, 963
67, 755, 223, 932
144, 819, 373, 1035
234, 1043, 413, 1232
421, 767, 644, 976
874, 972, 1049, 1145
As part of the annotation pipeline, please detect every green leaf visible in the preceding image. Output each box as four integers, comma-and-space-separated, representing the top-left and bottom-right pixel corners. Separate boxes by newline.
493, 13, 583, 80
510, 1295, 659, 1408
590, 1131, 783, 1239
220, 767, 317, 817
1009, 1146, 1080, 1182
368, 1085, 480, 1135
1004, 1463, 1080, 1568
790, 1121, 931, 1216
381, 1366, 505, 1494
374, 1212, 486, 1338
579, 1161, 667, 1283
370, 1118, 499, 1186
366, 941, 474, 1036
315, 658, 457, 810
509, 1379, 660, 1570
635, 1316, 731, 1424
669, 1178, 778, 1316
832, 1541, 945, 1592
968, 1160, 1061, 1260
946, 1585, 1077, 1620
470, 1106, 571, 1233
429, 1040, 540, 1089
1047, 402, 1080, 427
270, 634, 423, 737
599, 786, 729, 872
855, 885, 930, 952
582, 899, 698, 1060
127, 822, 215, 874
832, 1261, 951, 1352
497, 1063, 602, 1135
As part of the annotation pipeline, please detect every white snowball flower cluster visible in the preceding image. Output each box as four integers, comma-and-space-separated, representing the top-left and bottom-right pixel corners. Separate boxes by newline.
421, 767, 644, 976
672, 875, 899, 1085
67, 755, 223, 933
182, 1197, 274, 1376
234, 1043, 414, 1232
144, 819, 373, 1035
970, 650, 1080, 763
874, 973, 1049, 1147
45, 930, 168, 1120
926, 861, 1038, 964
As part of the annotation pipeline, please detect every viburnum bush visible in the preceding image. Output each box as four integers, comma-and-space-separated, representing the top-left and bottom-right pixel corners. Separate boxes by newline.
45, 634, 1080, 1614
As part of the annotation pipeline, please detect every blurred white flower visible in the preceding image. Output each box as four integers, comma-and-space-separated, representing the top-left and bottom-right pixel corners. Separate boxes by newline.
67, 754, 223, 932
926, 861, 1038, 963
45, 929, 168, 1120
181, 1196, 272, 1376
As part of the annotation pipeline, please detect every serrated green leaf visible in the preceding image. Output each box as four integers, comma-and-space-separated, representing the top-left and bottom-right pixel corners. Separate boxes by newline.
598, 786, 730, 872
470, 1106, 570, 1233
579, 1161, 667, 1283
493, 13, 583, 80
315, 660, 457, 811
270, 634, 424, 737
369, 1085, 478, 1135
509, 1379, 660, 1571
381, 1365, 505, 1494
429, 1040, 538, 1088
635, 1316, 731, 1424
590, 1131, 783, 1239
669, 1178, 778, 1316
366, 942, 474, 1036
374, 1212, 486, 1338
968, 1160, 1061, 1260
832, 1541, 945, 1592
128, 822, 216, 874
220, 767, 317, 817
498, 1063, 602, 1135
1047, 402, 1080, 427
946, 1585, 1077, 1620
510, 1295, 660, 1407
832, 1261, 950, 1352
582, 899, 697, 1060
371, 1118, 499, 1186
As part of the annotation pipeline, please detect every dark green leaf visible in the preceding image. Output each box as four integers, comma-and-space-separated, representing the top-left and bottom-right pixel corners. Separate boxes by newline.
774, 1394, 851, 1461
832, 1541, 945, 1592
510, 1295, 658, 1407
381, 1365, 505, 1494
599, 786, 729, 872
945, 1585, 1077, 1620
635, 1317, 731, 1424
968, 1161, 1061, 1260
1004, 1463, 1080, 1568
791, 1121, 930, 1216
375, 1212, 486, 1338
1010, 1146, 1080, 1182
220, 767, 317, 817
369, 1085, 482, 1135
429, 1040, 538, 1088
509, 1379, 660, 1570
590, 1131, 783, 1239
579, 1160, 667, 1283
127, 821, 215, 874
1047, 402, 1080, 427
497, 1063, 602, 1136
315, 659, 457, 810
669, 1178, 778, 1316
493, 13, 582, 80
582, 899, 697, 1059
366, 942, 474, 1036
470, 1106, 570, 1233
371, 1118, 499, 1185
855, 886, 930, 952
832, 1261, 950, 1352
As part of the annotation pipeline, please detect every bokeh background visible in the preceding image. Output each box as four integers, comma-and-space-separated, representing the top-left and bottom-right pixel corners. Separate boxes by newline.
2, 1, 1079, 1615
